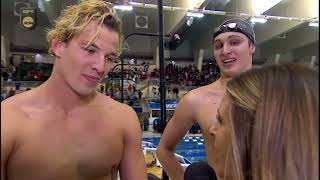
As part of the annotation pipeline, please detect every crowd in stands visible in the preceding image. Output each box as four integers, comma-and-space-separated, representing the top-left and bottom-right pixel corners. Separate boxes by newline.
2, 60, 220, 101
150, 63, 220, 85
164, 62, 220, 86
1, 62, 17, 82
108, 65, 148, 83
2, 60, 219, 86
108, 62, 149, 82
2, 61, 51, 82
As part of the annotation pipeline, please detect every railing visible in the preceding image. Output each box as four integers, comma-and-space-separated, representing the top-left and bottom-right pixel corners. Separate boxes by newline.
2, 81, 43, 88
136, 78, 200, 91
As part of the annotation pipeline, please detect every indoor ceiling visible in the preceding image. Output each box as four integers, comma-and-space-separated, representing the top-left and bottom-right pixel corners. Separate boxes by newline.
1, 0, 319, 65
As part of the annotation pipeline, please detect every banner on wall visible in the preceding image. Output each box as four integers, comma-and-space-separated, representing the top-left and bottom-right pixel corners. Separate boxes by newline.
20, 7, 37, 30
148, 100, 178, 110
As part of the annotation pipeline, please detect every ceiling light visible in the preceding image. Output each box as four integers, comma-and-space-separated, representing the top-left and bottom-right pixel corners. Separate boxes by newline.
250, 17, 268, 23
308, 22, 319, 27
189, 0, 206, 8
186, 12, 204, 18
252, 0, 282, 15
113, 5, 133, 11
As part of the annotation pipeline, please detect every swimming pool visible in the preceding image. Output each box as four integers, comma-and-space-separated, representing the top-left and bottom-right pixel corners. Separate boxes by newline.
142, 136, 207, 162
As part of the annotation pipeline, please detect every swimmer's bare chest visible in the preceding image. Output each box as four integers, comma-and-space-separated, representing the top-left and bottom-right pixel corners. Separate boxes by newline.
195, 92, 223, 135
193, 91, 224, 154
7, 110, 124, 180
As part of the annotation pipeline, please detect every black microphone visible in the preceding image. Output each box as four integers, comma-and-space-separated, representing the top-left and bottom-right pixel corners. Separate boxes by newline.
184, 161, 217, 180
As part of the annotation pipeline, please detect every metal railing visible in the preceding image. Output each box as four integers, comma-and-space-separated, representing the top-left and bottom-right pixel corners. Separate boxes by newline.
2, 81, 43, 88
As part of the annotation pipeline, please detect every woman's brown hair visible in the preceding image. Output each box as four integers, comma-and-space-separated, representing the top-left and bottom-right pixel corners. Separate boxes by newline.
225, 63, 319, 180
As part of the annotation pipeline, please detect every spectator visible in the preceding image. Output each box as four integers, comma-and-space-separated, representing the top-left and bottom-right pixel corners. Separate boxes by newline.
99, 84, 105, 93
143, 116, 149, 131
138, 90, 143, 99
152, 86, 157, 97
7, 88, 15, 98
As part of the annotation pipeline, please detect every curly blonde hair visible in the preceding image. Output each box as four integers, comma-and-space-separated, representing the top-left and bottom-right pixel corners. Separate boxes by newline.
47, 0, 123, 56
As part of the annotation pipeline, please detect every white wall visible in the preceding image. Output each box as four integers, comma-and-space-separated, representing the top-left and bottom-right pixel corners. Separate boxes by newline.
1, 35, 9, 67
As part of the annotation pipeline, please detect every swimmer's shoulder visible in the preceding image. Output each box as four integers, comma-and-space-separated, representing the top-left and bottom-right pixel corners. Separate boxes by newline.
1, 89, 35, 114
183, 81, 225, 103
1, 91, 35, 134
95, 93, 140, 132
96, 93, 137, 117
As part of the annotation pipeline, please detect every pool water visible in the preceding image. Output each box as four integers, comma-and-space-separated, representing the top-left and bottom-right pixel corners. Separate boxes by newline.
143, 136, 207, 162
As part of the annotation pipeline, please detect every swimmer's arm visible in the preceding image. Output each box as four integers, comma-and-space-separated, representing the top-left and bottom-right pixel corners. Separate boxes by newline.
119, 107, 147, 180
1, 104, 18, 180
157, 94, 196, 180
0, 124, 6, 179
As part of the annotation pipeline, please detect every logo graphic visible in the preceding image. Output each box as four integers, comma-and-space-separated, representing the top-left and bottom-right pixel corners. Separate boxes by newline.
20, 7, 36, 30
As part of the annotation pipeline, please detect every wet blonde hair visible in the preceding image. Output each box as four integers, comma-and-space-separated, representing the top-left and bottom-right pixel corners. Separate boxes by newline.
47, 0, 123, 56
225, 63, 319, 180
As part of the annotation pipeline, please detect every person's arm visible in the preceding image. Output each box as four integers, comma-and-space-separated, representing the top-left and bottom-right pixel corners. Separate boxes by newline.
1, 103, 18, 180
119, 107, 147, 180
156, 93, 197, 180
